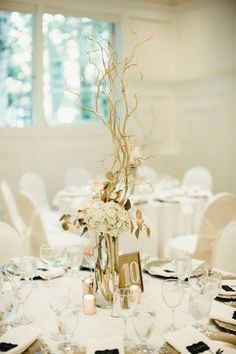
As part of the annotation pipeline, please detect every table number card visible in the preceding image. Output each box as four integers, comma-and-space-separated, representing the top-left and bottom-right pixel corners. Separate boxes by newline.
119, 252, 143, 290
86, 336, 124, 354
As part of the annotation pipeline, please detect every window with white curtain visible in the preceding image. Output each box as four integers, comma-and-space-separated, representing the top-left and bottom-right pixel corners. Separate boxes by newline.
0, 8, 114, 127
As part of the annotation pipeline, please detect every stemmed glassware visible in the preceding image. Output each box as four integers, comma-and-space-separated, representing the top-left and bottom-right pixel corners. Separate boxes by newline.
188, 289, 212, 331
0, 290, 15, 334
66, 246, 83, 277
47, 281, 71, 340
40, 244, 57, 281
201, 271, 222, 300
11, 271, 33, 325
162, 279, 184, 331
57, 308, 79, 353
132, 307, 156, 354
173, 251, 192, 288
116, 288, 138, 348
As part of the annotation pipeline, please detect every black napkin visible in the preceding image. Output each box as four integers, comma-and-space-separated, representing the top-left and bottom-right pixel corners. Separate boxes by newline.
0, 342, 18, 352
222, 285, 235, 292
186, 341, 210, 354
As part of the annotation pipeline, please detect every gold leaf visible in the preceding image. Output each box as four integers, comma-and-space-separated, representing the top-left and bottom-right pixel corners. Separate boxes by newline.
135, 228, 139, 239
137, 220, 143, 231
62, 221, 70, 231
59, 214, 66, 221
106, 171, 114, 181
146, 226, 151, 238
130, 221, 134, 233
136, 209, 142, 220
124, 199, 131, 210
81, 226, 88, 236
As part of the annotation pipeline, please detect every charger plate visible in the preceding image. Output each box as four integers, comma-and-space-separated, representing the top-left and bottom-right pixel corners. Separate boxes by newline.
145, 259, 206, 279
159, 332, 236, 354
214, 319, 236, 334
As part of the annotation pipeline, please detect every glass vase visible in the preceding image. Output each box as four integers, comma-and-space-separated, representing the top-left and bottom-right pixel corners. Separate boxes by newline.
95, 233, 119, 308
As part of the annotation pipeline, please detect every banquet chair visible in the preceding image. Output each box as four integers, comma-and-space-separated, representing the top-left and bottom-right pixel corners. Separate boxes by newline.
182, 166, 213, 191
213, 221, 236, 273
64, 167, 92, 188
136, 165, 158, 186
17, 192, 84, 256
0, 180, 29, 250
167, 193, 236, 265
0, 221, 25, 261
19, 171, 50, 210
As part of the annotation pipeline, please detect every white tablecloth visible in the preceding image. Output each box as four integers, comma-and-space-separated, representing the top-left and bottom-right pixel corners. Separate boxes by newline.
20, 271, 221, 353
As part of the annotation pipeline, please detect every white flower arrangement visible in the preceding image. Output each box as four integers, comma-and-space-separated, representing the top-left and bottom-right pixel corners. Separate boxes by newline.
76, 197, 130, 237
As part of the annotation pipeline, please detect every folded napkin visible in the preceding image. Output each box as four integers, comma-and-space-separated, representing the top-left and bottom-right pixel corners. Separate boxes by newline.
219, 281, 236, 297
210, 301, 236, 326
35, 267, 65, 280
166, 326, 220, 354
149, 259, 203, 278
0, 325, 41, 354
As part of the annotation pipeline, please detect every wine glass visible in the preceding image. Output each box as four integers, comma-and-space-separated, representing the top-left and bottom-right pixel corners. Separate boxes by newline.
57, 308, 79, 352
66, 246, 83, 277
132, 307, 156, 354
40, 244, 57, 281
116, 288, 138, 348
83, 245, 96, 273
202, 271, 222, 300
0, 290, 15, 335
162, 279, 184, 331
173, 251, 192, 288
47, 281, 71, 340
188, 290, 212, 331
12, 271, 33, 325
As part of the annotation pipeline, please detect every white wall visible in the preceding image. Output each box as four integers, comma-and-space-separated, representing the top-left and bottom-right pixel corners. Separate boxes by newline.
0, 0, 236, 213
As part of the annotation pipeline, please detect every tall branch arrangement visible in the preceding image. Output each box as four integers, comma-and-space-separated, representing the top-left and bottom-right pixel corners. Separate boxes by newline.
61, 38, 150, 239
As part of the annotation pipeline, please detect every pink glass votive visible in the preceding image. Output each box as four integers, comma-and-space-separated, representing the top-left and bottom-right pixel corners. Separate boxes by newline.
82, 277, 94, 296
84, 245, 94, 256
83, 294, 96, 315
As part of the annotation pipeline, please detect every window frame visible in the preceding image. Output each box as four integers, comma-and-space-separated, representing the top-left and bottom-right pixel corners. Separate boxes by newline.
0, 1, 120, 127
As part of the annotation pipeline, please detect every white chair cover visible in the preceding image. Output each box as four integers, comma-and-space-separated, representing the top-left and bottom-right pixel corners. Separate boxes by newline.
213, 221, 236, 273
182, 166, 213, 191
17, 192, 84, 256
0, 181, 28, 246
0, 222, 25, 261
168, 193, 236, 265
19, 171, 50, 209
64, 167, 92, 188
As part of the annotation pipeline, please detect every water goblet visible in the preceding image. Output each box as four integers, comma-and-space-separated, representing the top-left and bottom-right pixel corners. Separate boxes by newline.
116, 287, 138, 348
202, 271, 222, 300
66, 246, 83, 277
188, 289, 212, 331
162, 279, 184, 331
57, 308, 79, 352
47, 281, 71, 340
12, 271, 33, 325
0, 290, 15, 335
132, 308, 156, 354
40, 244, 57, 280
173, 251, 192, 288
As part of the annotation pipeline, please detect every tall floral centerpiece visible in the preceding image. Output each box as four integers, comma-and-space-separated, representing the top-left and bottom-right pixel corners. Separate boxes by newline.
61, 38, 150, 307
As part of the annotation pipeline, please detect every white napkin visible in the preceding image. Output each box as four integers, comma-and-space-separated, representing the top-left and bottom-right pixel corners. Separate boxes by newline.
210, 301, 236, 326
0, 325, 41, 354
36, 267, 65, 280
149, 259, 203, 278
219, 281, 236, 297
165, 326, 219, 354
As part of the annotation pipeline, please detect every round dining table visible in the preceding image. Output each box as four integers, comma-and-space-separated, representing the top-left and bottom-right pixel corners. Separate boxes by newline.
16, 268, 229, 354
